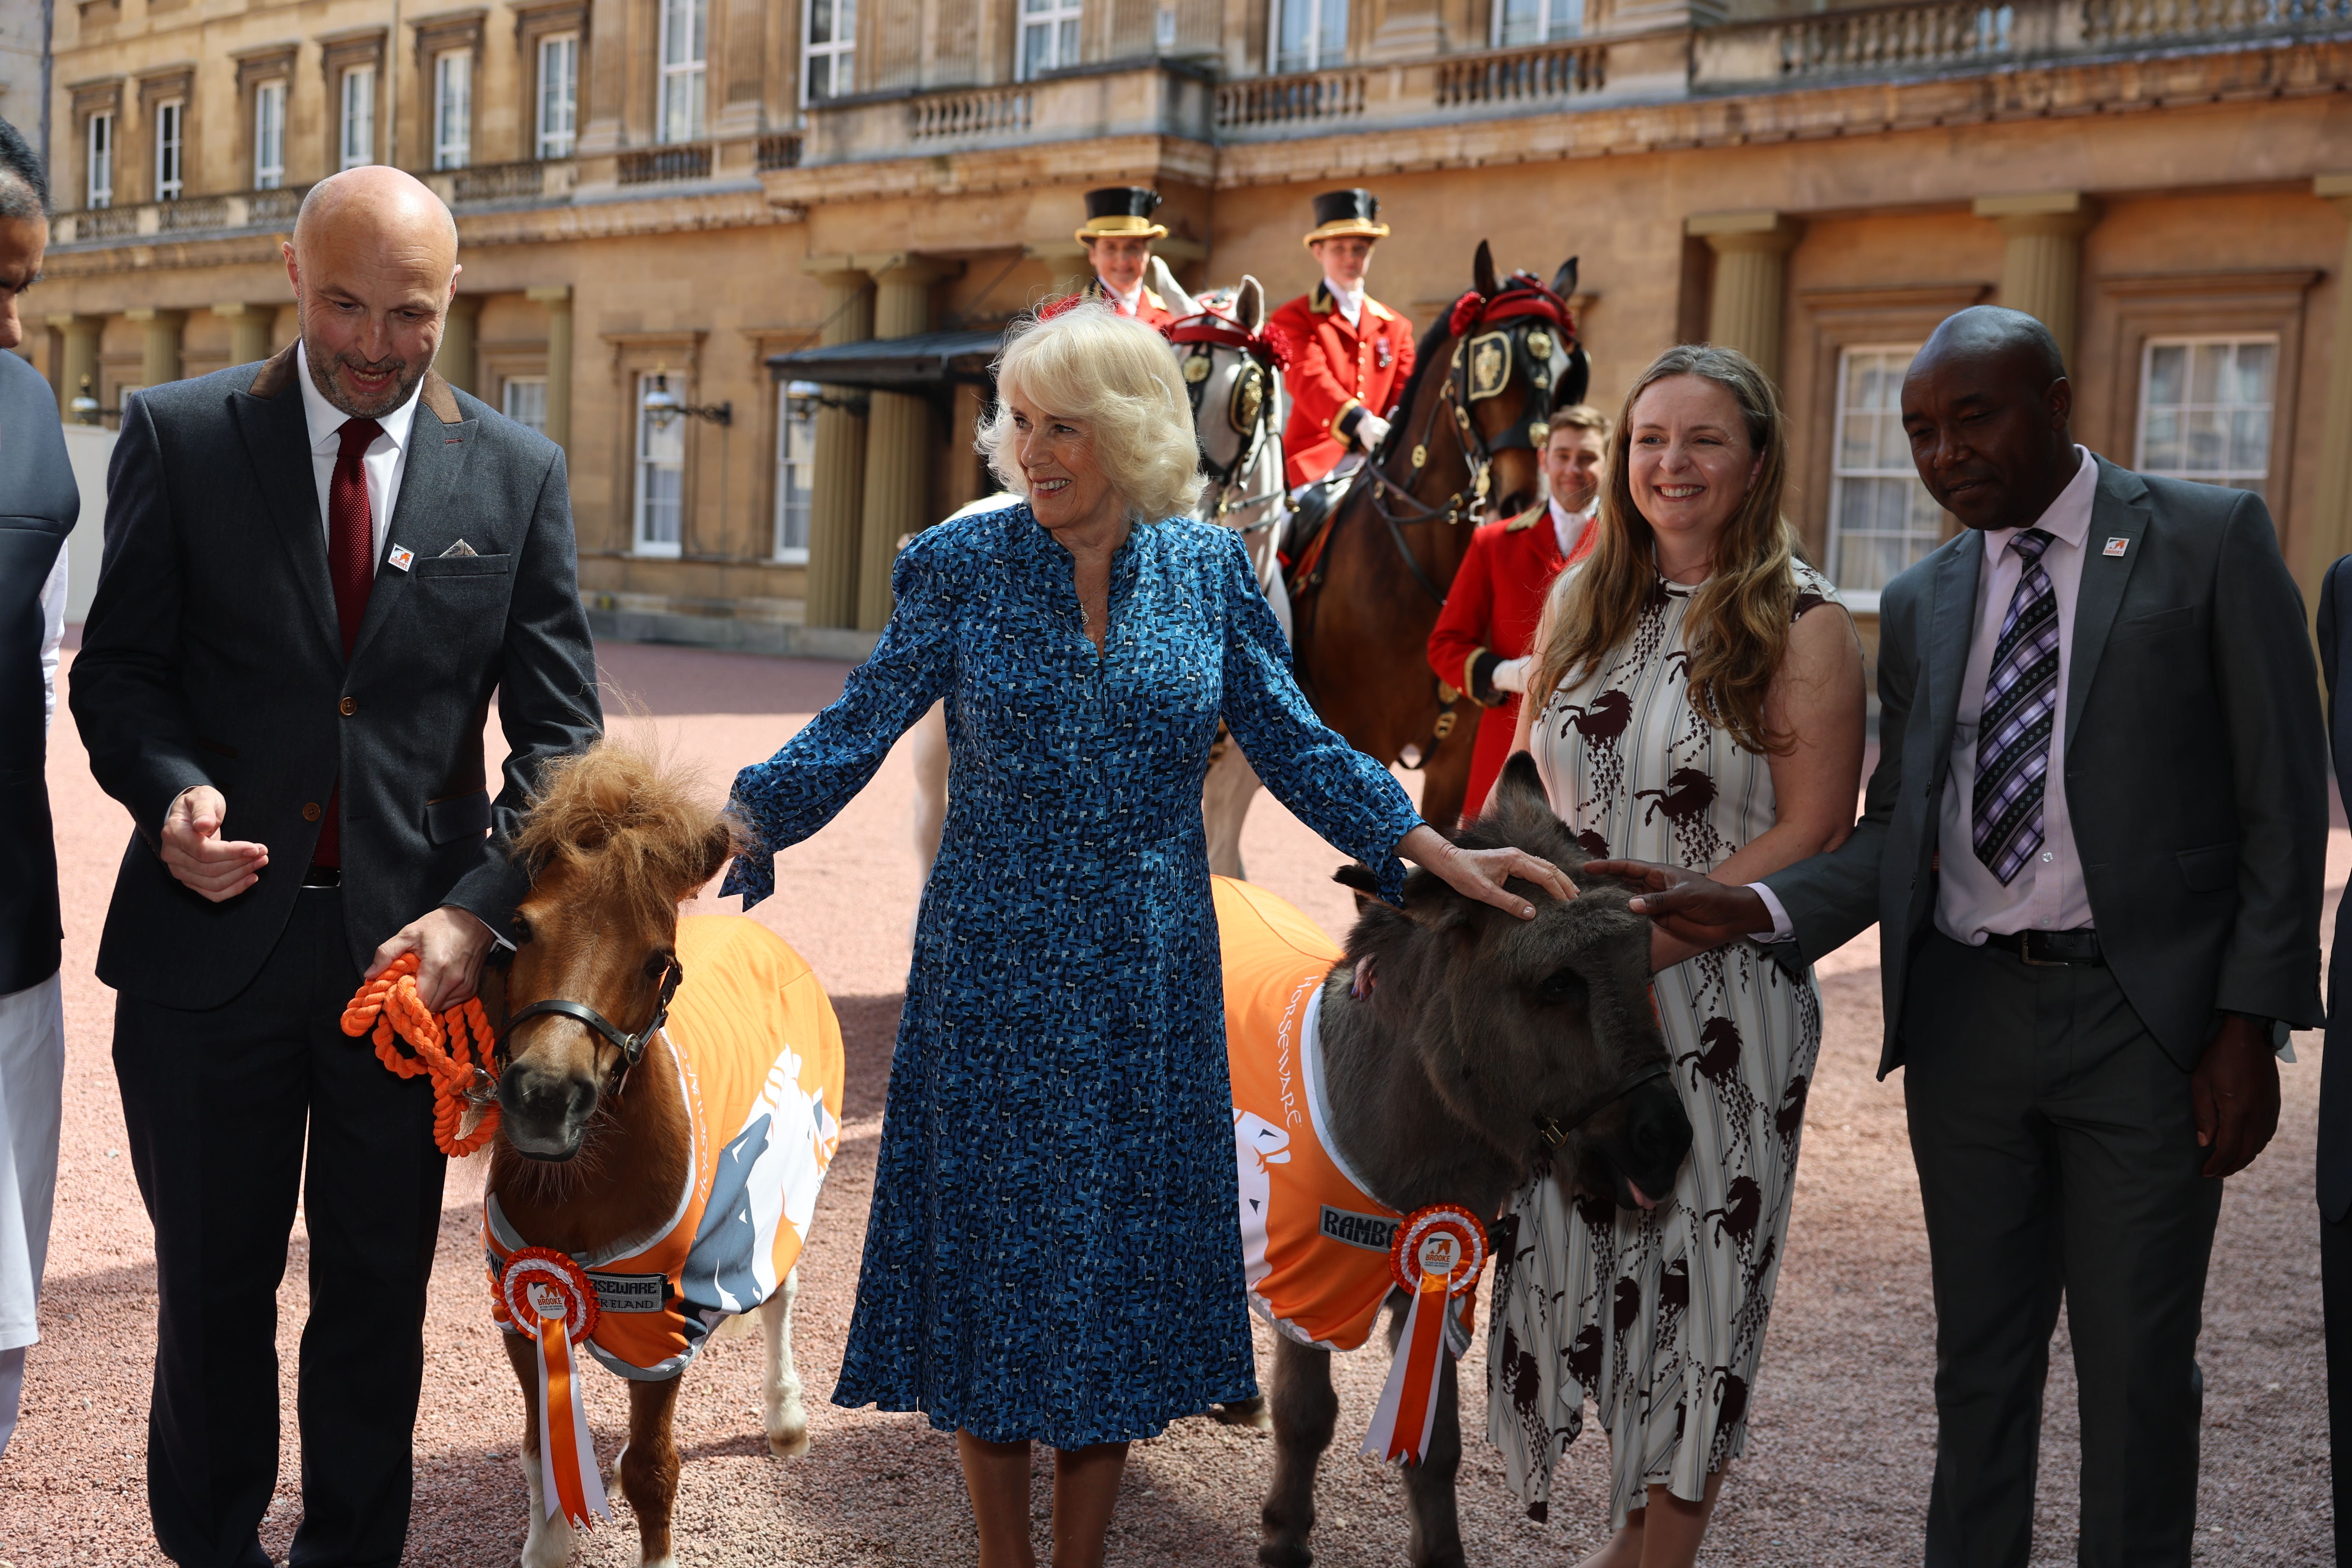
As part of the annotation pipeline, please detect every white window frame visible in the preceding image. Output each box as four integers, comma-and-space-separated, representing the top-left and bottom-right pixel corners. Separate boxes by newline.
503, 375, 549, 434
153, 98, 184, 201
802, 0, 855, 104
1492, 0, 1585, 45
1270, 0, 1347, 73
1825, 343, 1947, 614
340, 65, 377, 169
252, 79, 286, 189
1018, 0, 1083, 80
658, 0, 708, 145
634, 371, 686, 557
433, 50, 472, 171
86, 111, 113, 209
774, 381, 819, 563
2133, 334, 2279, 497
537, 33, 579, 159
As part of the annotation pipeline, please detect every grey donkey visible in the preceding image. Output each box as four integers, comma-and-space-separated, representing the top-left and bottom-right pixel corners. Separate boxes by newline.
1245, 752, 1692, 1568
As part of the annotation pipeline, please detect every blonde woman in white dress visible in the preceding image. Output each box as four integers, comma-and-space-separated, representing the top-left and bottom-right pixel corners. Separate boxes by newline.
1487, 344, 1866, 1568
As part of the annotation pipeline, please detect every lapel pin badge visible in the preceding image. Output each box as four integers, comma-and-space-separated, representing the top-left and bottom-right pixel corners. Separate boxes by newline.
2103, 536, 2130, 557
387, 544, 415, 572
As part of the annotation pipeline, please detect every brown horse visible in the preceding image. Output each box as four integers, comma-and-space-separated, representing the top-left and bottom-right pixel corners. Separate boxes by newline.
1288, 243, 1586, 830
488, 744, 834, 1568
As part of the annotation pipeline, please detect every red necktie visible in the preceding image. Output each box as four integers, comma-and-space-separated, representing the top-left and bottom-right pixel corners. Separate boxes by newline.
316, 417, 382, 867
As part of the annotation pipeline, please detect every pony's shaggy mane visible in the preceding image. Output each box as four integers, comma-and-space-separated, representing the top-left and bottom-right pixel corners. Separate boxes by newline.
510, 742, 738, 921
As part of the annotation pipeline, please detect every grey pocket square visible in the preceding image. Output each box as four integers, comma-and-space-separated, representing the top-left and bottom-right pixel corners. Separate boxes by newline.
439, 539, 479, 557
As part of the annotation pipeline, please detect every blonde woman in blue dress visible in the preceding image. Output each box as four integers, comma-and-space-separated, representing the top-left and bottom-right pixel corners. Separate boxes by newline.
1486, 345, 1866, 1568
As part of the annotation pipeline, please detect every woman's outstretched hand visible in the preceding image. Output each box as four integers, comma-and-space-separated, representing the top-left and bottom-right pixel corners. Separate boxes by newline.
1399, 824, 1577, 919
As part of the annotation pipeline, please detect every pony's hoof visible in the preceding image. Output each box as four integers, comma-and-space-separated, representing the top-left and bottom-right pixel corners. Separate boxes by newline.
767, 1423, 811, 1458
1257, 1541, 1314, 1568
1212, 1397, 1272, 1431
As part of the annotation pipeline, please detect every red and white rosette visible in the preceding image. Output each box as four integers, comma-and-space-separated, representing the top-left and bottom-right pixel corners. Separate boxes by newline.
499, 1247, 610, 1529
1362, 1204, 1488, 1467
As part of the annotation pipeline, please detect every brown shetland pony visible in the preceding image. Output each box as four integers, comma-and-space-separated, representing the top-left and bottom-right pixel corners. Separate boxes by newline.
1289, 243, 1584, 830
488, 744, 813, 1568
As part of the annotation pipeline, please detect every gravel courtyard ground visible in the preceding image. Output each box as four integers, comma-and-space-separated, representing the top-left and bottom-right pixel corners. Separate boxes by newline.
2, 639, 2338, 1567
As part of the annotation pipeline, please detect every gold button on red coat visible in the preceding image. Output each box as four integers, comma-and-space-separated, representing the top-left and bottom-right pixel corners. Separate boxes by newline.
339, 696, 358, 716
302, 802, 322, 822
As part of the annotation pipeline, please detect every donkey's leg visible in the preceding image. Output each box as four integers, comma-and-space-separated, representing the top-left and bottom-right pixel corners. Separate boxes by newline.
1258, 1336, 1338, 1568
762, 1267, 810, 1457
621, 1375, 684, 1568
1398, 1346, 1468, 1568
1202, 739, 1263, 882
503, 1330, 577, 1568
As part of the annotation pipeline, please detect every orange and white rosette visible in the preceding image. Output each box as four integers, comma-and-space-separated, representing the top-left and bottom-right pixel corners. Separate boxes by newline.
1362, 1204, 1488, 1466
498, 1247, 610, 1528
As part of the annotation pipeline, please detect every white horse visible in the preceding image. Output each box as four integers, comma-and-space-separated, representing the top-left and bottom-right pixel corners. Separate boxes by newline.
908, 272, 1295, 886
1153, 257, 1292, 881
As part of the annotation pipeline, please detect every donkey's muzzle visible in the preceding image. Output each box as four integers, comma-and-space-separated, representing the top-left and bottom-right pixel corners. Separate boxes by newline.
1610, 1079, 1692, 1209
496, 1063, 600, 1161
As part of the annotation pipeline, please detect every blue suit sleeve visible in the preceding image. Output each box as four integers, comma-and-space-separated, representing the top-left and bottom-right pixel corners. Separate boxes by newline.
721, 534, 960, 907
1214, 528, 1422, 902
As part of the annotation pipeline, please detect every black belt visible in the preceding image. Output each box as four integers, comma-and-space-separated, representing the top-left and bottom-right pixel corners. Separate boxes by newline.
300, 863, 343, 889
1980, 927, 2102, 966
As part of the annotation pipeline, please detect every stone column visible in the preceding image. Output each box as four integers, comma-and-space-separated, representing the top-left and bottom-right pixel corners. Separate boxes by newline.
526, 285, 574, 449
801, 259, 873, 630
46, 314, 103, 417
857, 258, 953, 633
437, 294, 484, 396
1686, 211, 1803, 385
1974, 191, 2099, 374
212, 301, 274, 367
125, 307, 187, 389
2305, 174, 2352, 601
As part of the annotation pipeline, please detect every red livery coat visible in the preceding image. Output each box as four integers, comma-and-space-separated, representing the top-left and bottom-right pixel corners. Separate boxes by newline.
1084, 276, 1176, 331
1426, 504, 1600, 821
1270, 283, 1416, 488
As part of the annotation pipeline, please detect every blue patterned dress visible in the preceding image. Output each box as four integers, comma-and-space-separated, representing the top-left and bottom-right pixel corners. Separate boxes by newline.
723, 503, 1421, 1448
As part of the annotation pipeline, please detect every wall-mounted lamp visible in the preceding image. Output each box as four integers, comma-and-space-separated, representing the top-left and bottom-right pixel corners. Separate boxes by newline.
642, 368, 731, 430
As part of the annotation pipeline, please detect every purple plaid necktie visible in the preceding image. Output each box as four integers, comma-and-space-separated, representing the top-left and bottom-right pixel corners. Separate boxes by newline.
1972, 528, 2060, 886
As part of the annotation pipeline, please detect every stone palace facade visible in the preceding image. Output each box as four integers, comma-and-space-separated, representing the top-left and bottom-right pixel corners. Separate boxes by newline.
21, 0, 2352, 656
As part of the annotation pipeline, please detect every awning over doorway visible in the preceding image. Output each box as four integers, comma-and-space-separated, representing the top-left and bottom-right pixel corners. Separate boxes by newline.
765, 327, 1005, 392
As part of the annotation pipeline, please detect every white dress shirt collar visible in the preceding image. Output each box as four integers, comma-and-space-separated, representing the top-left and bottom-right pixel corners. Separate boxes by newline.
294, 342, 425, 563
295, 341, 423, 457
1100, 276, 1145, 316
1323, 278, 1364, 326
1548, 494, 1598, 559
1983, 443, 2099, 558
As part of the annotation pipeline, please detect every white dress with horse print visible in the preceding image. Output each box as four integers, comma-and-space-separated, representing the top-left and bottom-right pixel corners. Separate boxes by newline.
1486, 558, 1835, 1530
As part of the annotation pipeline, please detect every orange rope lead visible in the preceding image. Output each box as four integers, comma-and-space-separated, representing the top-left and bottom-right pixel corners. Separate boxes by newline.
341, 952, 504, 1157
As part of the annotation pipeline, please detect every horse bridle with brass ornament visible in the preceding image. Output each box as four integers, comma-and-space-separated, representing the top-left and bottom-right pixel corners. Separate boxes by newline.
1167, 312, 1291, 523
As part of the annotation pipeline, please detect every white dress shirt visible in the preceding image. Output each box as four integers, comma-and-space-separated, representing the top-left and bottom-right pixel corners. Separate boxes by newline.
1550, 494, 1598, 559
1324, 279, 1364, 326
295, 343, 422, 562
1749, 446, 2100, 944
1100, 277, 1144, 317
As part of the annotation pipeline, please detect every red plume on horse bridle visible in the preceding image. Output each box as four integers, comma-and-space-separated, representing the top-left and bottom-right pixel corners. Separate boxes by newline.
1163, 310, 1291, 372
1448, 272, 1575, 342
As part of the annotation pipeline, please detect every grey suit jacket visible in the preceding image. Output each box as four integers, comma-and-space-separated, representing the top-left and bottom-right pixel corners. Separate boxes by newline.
0, 349, 78, 995
1763, 456, 2325, 1076
70, 345, 603, 1009
2312, 554, 2352, 1219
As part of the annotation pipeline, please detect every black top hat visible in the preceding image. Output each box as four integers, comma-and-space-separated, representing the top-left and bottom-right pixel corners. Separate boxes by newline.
1077, 187, 1168, 242
1303, 189, 1390, 246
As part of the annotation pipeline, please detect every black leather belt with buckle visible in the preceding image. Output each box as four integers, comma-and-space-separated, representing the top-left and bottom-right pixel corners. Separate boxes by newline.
300, 864, 342, 889
1982, 927, 2102, 966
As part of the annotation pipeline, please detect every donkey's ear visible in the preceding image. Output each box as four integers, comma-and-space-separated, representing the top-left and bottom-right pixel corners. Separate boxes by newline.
1333, 863, 1383, 897
1398, 866, 1473, 931
1484, 751, 1553, 825
1551, 255, 1579, 299
1237, 275, 1266, 333
1473, 240, 1499, 298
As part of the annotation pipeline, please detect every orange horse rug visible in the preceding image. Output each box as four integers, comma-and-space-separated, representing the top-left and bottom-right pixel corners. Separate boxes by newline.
486, 914, 846, 1379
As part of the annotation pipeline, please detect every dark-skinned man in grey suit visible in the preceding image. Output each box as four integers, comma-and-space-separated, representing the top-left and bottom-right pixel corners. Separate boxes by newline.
1585, 306, 2324, 1568
70, 166, 600, 1568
